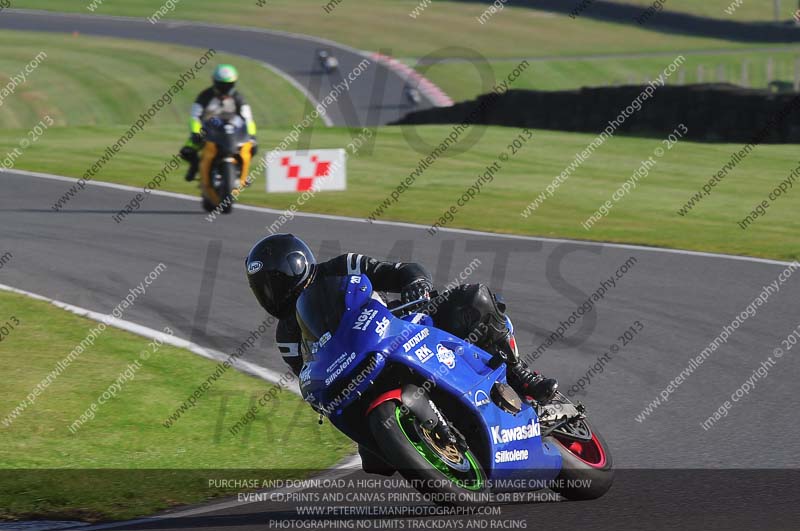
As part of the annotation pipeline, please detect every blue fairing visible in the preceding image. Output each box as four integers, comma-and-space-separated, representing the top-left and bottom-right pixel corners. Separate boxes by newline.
299, 275, 561, 488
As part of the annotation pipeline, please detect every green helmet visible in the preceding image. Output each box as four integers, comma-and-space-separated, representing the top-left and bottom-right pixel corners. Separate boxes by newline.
212, 64, 239, 95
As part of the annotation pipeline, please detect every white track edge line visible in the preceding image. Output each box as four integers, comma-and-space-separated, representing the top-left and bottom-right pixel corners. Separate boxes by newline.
0, 282, 294, 391
0, 284, 361, 531
6, 8, 447, 111
9, 168, 796, 268
256, 61, 334, 128
6, 8, 369, 57
3, 9, 333, 129
0, 284, 362, 529
62, 454, 363, 531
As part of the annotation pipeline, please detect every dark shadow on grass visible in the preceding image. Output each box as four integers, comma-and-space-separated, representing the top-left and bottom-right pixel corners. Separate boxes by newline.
452, 0, 800, 43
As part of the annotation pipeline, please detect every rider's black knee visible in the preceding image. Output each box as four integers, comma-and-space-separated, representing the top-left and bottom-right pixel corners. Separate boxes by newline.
429, 283, 509, 355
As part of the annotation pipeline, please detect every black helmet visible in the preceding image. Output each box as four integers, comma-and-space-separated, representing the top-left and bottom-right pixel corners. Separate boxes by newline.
246, 234, 316, 318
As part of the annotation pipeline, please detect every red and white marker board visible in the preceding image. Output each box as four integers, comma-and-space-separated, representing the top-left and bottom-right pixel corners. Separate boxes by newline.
265, 149, 347, 193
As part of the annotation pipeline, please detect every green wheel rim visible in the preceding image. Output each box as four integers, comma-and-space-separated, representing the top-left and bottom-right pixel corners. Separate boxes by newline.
394, 407, 484, 491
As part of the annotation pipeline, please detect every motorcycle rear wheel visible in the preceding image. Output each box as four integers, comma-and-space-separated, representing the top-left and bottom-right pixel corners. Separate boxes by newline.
545, 422, 613, 500
368, 401, 486, 505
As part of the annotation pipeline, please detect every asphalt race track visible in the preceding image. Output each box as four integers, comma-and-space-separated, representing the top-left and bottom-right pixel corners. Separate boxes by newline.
0, 10, 436, 126
2, 170, 799, 530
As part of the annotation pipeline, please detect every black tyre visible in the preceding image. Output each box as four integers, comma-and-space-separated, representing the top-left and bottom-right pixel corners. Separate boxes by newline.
545, 424, 613, 500
358, 444, 395, 477
368, 401, 487, 505
218, 162, 235, 214
201, 196, 215, 213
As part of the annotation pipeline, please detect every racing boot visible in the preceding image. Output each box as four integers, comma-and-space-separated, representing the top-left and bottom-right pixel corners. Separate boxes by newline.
494, 320, 558, 405
488, 333, 558, 405
179, 146, 199, 182
184, 159, 199, 182
507, 363, 558, 405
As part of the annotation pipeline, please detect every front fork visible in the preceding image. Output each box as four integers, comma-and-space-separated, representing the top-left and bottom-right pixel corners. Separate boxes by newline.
368, 384, 468, 452
400, 384, 466, 450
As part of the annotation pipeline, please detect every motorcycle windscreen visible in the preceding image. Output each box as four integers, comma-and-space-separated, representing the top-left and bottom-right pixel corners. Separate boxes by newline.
295, 275, 347, 358
203, 113, 247, 153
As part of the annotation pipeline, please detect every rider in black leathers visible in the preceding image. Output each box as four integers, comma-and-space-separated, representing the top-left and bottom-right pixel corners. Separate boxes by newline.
179, 64, 257, 182
245, 234, 558, 404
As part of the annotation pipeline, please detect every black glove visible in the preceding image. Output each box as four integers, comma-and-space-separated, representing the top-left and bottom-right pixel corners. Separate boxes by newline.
190, 132, 204, 146
250, 139, 258, 157
401, 279, 432, 304
179, 146, 197, 162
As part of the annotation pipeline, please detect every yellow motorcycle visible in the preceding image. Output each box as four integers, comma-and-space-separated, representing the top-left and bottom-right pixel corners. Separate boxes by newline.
198, 114, 254, 214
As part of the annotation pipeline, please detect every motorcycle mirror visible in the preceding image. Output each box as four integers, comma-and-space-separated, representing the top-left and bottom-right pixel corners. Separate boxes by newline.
344, 274, 373, 311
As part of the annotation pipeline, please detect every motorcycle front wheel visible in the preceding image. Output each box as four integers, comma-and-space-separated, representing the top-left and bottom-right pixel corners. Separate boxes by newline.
218, 161, 235, 214
368, 401, 486, 505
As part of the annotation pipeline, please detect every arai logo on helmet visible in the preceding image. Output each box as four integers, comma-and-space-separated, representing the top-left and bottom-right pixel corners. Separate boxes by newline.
247, 261, 263, 275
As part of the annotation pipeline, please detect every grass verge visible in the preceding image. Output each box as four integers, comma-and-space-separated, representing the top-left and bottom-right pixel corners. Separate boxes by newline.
616, 0, 789, 22
0, 30, 320, 129
419, 48, 800, 102
11, 0, 763, 58
0, 290, 352, 522
1, 123, 797, 262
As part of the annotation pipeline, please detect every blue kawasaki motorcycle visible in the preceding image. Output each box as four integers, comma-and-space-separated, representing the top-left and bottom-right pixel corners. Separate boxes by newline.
297, 274, 613, 503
